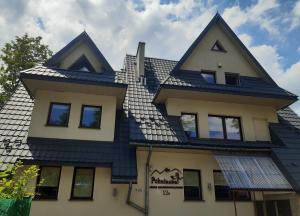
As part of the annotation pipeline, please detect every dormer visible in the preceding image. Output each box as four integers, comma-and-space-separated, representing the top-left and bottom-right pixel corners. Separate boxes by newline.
20, 32, 127, 141
154, 13, 297, 110
45, 31, 114, 73
20, 31, 126, 108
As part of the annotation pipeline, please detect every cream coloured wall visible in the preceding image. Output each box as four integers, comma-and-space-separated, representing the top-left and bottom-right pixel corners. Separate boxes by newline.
28, 90, 116, 141
59, 43, 103, 72
28, 149, 297, 216
181, 24, 260, 84
253, 118, 271, 141
166, 98, 278, 141
29, 151, 255, 216
132, 149, 256, 216
30, 167, 140, 216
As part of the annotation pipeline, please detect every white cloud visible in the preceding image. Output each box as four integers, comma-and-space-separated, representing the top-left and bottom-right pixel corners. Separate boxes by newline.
0, 0, 218, 69
222, 0, 280, 35
249, 44, 283, 80
249, 44, 300, 114
222, 6, 248, 30
238, 33, 252, 47
279, 62, 300, 114
290, 0, 300, 30
0, 0, 282, 70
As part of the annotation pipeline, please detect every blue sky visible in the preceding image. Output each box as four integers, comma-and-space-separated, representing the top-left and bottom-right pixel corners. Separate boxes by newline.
0, 0, 299, 113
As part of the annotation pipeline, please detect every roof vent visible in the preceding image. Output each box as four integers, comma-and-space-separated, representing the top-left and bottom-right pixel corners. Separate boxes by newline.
136, 42, 145, 81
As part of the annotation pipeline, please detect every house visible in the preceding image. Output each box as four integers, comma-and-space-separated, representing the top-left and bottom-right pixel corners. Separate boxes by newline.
1, 13, 300, 216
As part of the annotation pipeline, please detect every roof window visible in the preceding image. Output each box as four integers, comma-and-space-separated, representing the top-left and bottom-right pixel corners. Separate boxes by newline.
68, 55, 96, 72
211, 40, 227, 52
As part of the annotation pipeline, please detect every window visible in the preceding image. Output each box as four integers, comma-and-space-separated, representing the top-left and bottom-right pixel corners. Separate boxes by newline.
225, 73, 240, 86
35, 166, 61, 199
71, 167, 95, 199
201, 71, 216, 84
181, 113, 198, 138
208, 116, 224, 139
208, 115, 242, 140
79, 105, 102, 129
183, 169, 202, 201
213, 170, 250, 201
47, 103, 71, 127
255, 200, 292, 216
211, 40, 227, 52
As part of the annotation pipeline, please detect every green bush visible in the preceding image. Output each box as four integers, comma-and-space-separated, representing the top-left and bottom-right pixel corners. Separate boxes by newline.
0, 161, 39, 216
0, 161, 39, 199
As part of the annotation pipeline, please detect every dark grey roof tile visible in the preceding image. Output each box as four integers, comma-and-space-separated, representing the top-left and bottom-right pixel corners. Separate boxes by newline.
20, 66, 127, 86
161, 70, 296, 99
270, 108, 300, 192
0, 85, 136, 180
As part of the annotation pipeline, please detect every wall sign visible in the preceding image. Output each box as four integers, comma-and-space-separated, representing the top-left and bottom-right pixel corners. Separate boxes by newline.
150, 168, 183, 189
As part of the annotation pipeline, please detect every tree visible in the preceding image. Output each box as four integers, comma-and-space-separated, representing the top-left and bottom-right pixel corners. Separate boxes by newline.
0, 33, 52, 107
0, 161, 39, 199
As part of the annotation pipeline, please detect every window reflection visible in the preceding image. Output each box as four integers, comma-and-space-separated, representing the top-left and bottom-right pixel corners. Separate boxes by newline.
208, 116, 224, 139
208, 115, 242, 140
201, 72, 216, 84
181, 114, 198, 138
225, 118, 241, 140
47, 103, 70, 126
80, 106, 102, 129
71, 168, 95, 199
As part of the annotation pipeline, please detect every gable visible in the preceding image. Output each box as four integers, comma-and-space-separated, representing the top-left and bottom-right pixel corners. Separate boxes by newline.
180, 24, 260, 80
172, 13, 276, 86
59, 43, 102, 72
45, 32, 114, 73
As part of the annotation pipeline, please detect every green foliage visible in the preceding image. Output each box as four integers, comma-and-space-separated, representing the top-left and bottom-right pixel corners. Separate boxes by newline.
0, 161, 39, 199
0, 33, 52, 107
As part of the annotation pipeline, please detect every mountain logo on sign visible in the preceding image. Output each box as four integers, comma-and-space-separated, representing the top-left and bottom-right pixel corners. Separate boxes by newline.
151, 168, 183, 185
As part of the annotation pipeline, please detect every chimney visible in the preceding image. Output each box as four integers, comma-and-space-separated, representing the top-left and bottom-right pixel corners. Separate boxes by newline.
136, 42, 145, 81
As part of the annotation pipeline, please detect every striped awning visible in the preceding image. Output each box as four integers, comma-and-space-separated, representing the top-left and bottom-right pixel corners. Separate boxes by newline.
214, 155, 292, 191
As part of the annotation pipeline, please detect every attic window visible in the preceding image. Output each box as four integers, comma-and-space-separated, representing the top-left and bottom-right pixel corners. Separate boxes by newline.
225, 73, 240, 86
68, 55, 96, 72
211, 40, 226, 52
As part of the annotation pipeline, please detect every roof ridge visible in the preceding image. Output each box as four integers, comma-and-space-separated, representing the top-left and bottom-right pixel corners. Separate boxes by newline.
41, 66, 118, 76
19, 65, 44, 73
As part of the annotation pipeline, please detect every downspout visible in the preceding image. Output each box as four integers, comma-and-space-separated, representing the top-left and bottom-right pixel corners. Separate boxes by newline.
127, 182, 146, 213
145, 146, 152, 216
127, 146, 152, 216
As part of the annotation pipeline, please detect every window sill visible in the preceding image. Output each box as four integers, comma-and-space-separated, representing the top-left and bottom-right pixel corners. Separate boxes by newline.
33, 197, 58, 201
45, 124, 68, 128
215, 199, 252, 202
69, 198, 94, 201
184, 199, 205, 202
78, 126, 101, 130
207, 138, 243, 142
